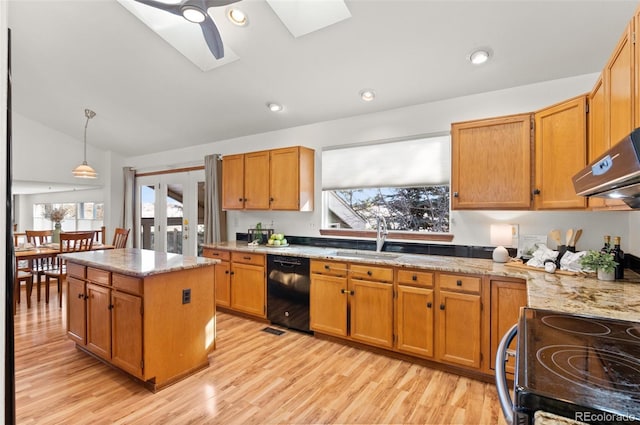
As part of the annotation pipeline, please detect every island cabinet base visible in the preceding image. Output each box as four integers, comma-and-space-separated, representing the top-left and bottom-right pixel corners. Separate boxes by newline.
66, 256, 216, 393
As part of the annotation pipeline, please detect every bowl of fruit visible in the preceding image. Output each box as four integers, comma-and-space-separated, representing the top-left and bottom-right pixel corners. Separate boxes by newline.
267, 233, 288, 247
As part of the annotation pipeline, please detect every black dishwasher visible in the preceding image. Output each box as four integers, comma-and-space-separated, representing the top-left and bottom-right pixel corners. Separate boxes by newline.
266, 255, 311, 333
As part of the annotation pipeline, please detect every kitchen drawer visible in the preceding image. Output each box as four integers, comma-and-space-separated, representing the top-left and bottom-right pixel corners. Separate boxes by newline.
203, 248, 231, 261
67, 262, 86, 279
350, 264, 393, 283
439, 274, 481, 294
231, 251, 265, 266
397, 269, 434, 287
87, 267, 111, 286
311, 260, 348, 277
112, 273, 143, 296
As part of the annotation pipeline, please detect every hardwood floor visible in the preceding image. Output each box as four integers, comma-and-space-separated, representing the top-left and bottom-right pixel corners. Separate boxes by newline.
13, 284, 508, 424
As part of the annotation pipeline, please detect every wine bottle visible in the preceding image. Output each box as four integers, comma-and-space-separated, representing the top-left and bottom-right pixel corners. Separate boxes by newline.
601, 235, 611, 253
611, 236, 624, 280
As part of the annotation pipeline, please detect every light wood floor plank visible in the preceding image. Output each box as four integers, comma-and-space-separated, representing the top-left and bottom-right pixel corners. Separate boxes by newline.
14, 285, 509, 424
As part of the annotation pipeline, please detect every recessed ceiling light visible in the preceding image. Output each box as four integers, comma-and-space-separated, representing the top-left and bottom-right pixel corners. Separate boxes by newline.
227, 8, 248, 26
359, 89, 376, 102
181, 6, 206, 23
468, 49, 490, 65
267, 102, 283, 112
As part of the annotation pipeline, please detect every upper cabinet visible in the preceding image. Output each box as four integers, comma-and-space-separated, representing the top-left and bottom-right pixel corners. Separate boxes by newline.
451, 114, 533, 210
533, 95, 588, 209
222, 146, 315, 211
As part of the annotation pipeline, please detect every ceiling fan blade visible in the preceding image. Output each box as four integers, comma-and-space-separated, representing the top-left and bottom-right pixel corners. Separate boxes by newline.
199, 15, 224, 59
203, 0, 241, 8
132, 0, 182, 16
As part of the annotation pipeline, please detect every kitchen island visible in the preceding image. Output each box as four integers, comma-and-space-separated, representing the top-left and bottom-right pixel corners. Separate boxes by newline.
60, 248, 218, 392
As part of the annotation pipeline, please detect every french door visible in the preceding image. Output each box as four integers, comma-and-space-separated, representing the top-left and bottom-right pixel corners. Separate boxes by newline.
136, 170, 205, 256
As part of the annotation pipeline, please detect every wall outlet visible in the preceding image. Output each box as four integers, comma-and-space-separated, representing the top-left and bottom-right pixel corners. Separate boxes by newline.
182, 288, 191, 304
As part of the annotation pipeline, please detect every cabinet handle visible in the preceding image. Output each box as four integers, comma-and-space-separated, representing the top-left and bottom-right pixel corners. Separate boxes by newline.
453, 192, 459, 198
350, 290, 355, 296
77, 293, 84, 299
108, 304, 114, 310
456, 280, 462, 286
211, 252, 220, 256
84, 294, 89, 300
270, 197, 274, 202
243, 256, 251, 260
243, 198, 247, 202
412, 275, 417, 281
324, 265, 330, 270
238, 198, 243, 202
225, 270, 229, 274
367, 270, 373, 276
340, 289, 347, 294
440, 304, 445, 310
533, 189, 541, 195
230, 271, 235, 276
427, 302, 432, 308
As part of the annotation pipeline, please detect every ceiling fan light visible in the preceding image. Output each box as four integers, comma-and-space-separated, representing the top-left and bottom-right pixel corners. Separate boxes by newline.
227, 8, 248, 26
469, 49, 490, 65
182, 6, 206, 23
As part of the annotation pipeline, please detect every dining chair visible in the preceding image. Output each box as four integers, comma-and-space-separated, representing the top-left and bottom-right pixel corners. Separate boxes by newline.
43, 231, 94, 307
14, 268, 34, 313
112, 227, 130, 249
25, 230, 54, 303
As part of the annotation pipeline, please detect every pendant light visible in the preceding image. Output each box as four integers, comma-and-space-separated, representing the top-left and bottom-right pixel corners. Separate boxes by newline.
72, 108, 98, 179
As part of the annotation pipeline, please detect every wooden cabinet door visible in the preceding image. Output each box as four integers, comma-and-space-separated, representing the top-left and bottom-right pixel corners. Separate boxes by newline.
214, 261, 231, 307
111, 291, 143, 378
588, 76, 610, 209
534, 95, 587, 209
451, 114, 532, 209
490, 279, 527, 376
269, 147, 300, 210
244, 151, 270, 210
309, 274, 348, 337
230, 262, 265, 317
222, 153, 245, 210
436, 290, 481, 369
86, 283, 111, 360
349, 279, 393, 349
67, 276, 86, 345
396, 285, 434, 358
608, 18, 634, 146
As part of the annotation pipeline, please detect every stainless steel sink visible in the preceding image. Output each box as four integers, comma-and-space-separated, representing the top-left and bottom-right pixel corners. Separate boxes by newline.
332, 250, 401, 260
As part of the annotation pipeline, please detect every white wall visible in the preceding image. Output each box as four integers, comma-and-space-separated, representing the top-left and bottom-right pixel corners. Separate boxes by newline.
1, 0, 8, 416
125, 72, 638, 256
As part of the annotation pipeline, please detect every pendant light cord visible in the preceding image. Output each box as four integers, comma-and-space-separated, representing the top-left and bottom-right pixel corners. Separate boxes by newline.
84, 108, 96, 164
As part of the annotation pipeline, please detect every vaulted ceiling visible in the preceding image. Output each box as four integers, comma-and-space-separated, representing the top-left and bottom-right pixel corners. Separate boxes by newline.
8, 0, 638, 158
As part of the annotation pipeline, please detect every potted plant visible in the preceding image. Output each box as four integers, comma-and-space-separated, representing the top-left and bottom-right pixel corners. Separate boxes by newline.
45, 206, 68, 243
579, 250, 618, 281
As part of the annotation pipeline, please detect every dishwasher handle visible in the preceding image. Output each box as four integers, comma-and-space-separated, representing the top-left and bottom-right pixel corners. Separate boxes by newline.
496, 323, 518, 425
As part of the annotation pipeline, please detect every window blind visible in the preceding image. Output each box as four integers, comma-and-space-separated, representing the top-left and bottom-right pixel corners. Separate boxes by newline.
322, 135, 451, 190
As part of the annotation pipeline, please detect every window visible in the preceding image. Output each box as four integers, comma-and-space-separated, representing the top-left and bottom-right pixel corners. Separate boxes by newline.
33, 202, 104, 232
322, 135, 451, 238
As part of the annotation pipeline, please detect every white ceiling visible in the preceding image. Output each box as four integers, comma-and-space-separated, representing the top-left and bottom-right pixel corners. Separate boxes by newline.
7, 0, 639, 160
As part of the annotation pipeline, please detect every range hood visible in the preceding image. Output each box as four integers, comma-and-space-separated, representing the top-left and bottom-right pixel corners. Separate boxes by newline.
572, 128, 640, 209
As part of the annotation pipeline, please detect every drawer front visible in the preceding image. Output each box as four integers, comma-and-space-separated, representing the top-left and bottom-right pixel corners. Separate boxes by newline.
231, 251, 265, 266
87, 267, 111, 286
311, 260, 348, 277
203, 248, 231, 261
350, 264, 393, 283
112, 273, 143, 295
67, 262, 86, 279
439, 274, 481, 293
397, 269, 434, 287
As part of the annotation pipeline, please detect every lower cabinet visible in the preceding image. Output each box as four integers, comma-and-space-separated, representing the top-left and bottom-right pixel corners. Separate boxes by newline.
111, 290, 143, 377
202, 248, 231, 307
86, 282, 113, 361
436, 273, 482, 369
395, 269, 435, 358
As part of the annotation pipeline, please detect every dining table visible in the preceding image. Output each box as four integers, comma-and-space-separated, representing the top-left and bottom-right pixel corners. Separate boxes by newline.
13, 242, 115, 311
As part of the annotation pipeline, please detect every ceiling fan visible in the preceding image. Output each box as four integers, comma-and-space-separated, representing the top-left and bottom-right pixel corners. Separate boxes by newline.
132, 0, 241, 59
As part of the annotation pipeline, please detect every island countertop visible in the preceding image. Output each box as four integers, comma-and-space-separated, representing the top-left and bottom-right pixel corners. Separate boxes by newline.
203, 241, 640, 322
60, 248, 219, 277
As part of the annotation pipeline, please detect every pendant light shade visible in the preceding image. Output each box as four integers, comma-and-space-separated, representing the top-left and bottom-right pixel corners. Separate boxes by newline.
72, 108, 98, 179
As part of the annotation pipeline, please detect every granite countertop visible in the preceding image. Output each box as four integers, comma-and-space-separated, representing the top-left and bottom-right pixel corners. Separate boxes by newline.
60, 248, 218, 277
203, 241, 640, 322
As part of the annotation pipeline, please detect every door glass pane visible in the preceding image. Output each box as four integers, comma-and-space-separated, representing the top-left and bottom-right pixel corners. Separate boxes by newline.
166, 183, 183, 254
197, 181, 205, 256
141, 185, 155, 250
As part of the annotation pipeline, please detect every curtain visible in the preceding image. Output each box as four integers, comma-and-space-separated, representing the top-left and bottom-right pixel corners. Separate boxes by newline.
122, 166, 135, 247
204, 155, 226, 244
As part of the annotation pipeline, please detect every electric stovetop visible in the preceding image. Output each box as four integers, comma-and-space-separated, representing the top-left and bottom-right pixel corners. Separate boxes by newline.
515, 308, 640, 424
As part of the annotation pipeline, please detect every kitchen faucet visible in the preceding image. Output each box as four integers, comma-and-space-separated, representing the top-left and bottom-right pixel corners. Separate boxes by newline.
376, 215, 388, 252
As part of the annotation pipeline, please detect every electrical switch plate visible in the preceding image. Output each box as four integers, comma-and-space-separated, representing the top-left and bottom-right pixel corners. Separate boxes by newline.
182, 288, 191, 304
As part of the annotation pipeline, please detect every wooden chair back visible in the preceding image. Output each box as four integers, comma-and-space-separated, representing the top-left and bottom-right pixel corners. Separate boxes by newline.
60, 231, 95, 253
25, 230, 53, 246
112, 228, 130, 249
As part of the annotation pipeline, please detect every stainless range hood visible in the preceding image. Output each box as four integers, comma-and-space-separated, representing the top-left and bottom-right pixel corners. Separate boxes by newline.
572, 128, 640, 209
